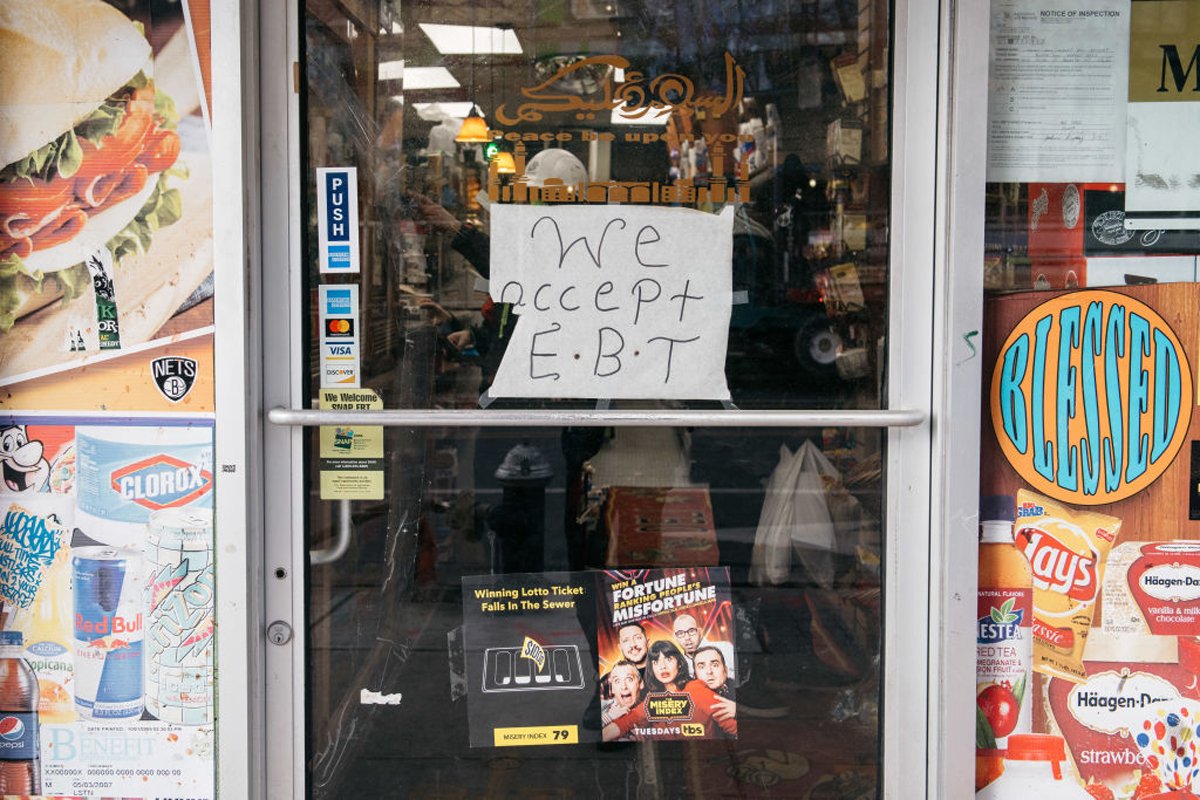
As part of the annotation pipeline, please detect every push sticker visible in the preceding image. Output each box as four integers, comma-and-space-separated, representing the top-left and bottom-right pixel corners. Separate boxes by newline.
316, 167, 360, 273
992, 290, 1193, 505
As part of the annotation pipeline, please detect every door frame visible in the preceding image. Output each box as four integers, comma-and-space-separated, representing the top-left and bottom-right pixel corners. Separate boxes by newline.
246, 0, 992, 797
926, 1, 993, 796
212, 0, 264, 796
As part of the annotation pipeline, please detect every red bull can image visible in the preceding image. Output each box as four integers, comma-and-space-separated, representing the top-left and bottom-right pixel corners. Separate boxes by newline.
145, 509, 213, 725
73, 547, 144, 720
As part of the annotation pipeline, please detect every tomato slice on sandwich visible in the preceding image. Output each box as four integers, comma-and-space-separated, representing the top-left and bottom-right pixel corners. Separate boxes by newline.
0, 0, 186, 332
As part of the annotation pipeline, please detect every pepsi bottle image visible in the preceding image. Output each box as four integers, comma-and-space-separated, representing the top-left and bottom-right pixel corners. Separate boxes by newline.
0, 631, 41, 794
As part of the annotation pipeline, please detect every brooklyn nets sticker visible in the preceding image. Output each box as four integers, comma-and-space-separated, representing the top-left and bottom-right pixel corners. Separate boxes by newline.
151, 356, 198, 402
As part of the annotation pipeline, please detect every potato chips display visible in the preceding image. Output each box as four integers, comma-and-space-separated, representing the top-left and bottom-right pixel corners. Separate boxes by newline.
1014, 490, 1121, 683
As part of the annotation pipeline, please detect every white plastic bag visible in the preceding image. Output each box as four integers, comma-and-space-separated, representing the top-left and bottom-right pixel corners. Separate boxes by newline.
749, 445, 797, 585
750, 441, 839, 587
789, 441, 837, 588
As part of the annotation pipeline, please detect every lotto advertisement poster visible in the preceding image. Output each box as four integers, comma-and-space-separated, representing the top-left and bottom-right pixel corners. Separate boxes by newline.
0, 0, 217, 797
462, 567, 736, 748
978, 285, 1200, 798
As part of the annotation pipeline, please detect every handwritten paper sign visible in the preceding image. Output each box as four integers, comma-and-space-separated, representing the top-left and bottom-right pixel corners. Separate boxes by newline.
488, 205, 734, 400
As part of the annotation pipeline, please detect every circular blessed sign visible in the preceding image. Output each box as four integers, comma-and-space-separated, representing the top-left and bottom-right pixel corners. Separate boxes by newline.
991, 290, 1193, 505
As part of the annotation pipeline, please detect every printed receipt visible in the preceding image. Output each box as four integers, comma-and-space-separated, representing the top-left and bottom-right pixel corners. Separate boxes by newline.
986, 0, 1128, 183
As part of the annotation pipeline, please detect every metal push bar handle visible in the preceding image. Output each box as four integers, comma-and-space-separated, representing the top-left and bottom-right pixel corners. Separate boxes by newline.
280, 405, 927, 564
268, 407, 927, 428
310, 499, 352, 565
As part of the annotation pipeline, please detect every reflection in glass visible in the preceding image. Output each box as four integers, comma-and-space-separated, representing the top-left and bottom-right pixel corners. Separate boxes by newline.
304, 0, 891, 795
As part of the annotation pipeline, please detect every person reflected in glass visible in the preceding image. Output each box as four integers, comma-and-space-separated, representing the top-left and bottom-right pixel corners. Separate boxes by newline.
408, 149, 589, 389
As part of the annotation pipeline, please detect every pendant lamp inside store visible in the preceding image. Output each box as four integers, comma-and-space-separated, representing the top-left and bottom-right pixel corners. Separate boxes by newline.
456, 109, 490, 142
493, 150, 516, 173
485, 24, 516, 169
455, 4, 489, 143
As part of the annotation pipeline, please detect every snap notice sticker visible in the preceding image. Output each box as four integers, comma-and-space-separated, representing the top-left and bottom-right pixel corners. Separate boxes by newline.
318, 387, 383, 500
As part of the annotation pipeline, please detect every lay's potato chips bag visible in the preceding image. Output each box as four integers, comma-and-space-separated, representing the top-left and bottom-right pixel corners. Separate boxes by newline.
1014, 490, 1121, 683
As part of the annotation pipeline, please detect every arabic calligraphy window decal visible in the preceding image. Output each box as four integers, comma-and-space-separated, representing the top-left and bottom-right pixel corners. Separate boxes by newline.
484, 142, 752, 210
494, 52, 746, 125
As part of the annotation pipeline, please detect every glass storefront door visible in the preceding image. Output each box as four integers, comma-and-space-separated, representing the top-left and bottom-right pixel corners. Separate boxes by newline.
260, 0, 945, 796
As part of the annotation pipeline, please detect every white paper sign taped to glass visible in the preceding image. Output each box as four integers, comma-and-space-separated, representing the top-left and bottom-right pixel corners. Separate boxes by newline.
318, 285, 360, 388
316, 167, 360, 273
985, 0, 1129, 183
488, 205, 734, 400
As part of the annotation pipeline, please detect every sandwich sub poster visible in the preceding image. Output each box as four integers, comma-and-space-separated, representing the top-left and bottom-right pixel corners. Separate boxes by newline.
0, 0, 215, 414
462, 567, 735, 747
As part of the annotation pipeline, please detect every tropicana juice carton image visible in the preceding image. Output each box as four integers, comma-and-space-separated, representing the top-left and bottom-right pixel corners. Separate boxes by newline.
1015, 490, 1121, 683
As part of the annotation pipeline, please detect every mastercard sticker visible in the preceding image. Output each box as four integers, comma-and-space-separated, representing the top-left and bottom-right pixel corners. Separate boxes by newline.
325, 318, 355, 338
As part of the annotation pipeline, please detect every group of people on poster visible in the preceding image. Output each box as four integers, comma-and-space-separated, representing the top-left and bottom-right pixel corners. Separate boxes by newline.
597, 570, 738, 742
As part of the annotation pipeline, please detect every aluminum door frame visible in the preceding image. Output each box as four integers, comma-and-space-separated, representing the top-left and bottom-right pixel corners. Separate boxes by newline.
248, 0, 992, 796
257, 0, 306, 797
926, 0, 992, 796
211, 0, 263, 796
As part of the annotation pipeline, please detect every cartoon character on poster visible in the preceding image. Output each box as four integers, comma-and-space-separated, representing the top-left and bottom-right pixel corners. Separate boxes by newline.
0, 425, 74, 495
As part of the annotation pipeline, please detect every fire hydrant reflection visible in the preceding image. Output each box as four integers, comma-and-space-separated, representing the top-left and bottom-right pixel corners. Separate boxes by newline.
487, 443, 554, 573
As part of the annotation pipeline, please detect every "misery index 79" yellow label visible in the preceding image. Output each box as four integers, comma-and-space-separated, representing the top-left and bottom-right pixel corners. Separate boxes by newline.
493, 725, 579, 747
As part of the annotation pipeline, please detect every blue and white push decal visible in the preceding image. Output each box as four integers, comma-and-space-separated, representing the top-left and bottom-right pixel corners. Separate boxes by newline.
316, 167, 360, 273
